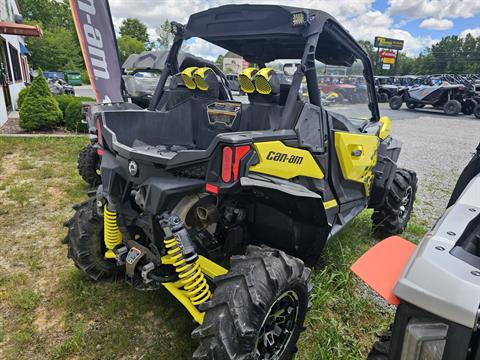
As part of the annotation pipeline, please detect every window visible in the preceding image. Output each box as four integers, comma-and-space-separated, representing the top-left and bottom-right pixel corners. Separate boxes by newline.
8, 44, 22, 82
0, 38, 12, 84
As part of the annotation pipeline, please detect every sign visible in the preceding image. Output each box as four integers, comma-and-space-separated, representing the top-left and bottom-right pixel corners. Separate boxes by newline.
382, 57, 395, 65
382, 64, 391, 70
374, 36, 404, 50
380, 50, 396, 59
70, 0, 123, 103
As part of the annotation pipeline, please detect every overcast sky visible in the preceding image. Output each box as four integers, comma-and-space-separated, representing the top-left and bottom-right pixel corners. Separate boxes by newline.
109, 0, 480, 59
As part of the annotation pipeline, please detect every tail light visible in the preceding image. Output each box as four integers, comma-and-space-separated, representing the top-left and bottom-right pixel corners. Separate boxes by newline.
221, 145, 251, 183
221, 146, 233, 182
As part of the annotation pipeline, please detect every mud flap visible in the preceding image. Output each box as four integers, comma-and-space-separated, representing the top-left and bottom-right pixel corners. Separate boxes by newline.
350, 236, 416, 305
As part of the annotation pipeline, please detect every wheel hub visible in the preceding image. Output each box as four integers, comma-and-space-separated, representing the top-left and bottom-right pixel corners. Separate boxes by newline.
254, 291, 299, 359
399, 186, 413, 221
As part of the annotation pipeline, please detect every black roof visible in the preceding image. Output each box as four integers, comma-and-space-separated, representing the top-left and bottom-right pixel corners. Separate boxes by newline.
184, 4, 360, 66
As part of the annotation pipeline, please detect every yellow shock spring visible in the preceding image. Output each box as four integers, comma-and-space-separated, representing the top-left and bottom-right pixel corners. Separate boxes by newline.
163, 237, 211, 306
104, 207, 122, 259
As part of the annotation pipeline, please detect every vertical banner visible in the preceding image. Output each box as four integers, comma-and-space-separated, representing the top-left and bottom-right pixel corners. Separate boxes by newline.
70, 0, 123, 103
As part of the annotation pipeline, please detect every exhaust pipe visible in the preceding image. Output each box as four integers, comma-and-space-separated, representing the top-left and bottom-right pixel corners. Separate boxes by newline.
196, 204, 219, 223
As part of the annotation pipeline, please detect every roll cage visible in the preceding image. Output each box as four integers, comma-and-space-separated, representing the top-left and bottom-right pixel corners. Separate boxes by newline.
148, 4, 380, 123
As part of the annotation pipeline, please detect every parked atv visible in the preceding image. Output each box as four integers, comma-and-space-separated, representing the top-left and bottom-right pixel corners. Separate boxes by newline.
65, 5, 416, 359
375, 76, 399, 103
389, 78, 474, 116
48, 76, 75, 95
352, 143, 480, 360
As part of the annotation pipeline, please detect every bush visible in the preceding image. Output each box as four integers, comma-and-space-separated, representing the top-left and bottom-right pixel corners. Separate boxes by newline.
17, 86, 30, 110
55, 94, 74, 119
65, 99, 87, 133
19, 69, 63, 131
81, 69, 90, 84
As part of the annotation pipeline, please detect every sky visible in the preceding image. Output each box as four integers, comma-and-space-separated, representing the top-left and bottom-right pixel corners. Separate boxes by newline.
109, 0, 480, 60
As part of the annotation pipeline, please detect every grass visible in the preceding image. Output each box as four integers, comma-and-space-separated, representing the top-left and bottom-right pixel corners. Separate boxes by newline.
0, 136, 429, 360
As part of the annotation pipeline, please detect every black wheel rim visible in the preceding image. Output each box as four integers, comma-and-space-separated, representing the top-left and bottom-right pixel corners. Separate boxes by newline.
254, 291, 299, 359
399, 186, 413, 222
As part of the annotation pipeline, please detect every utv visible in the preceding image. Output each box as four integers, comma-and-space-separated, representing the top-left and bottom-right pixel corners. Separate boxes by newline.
389, 77, 475, 116
375, 76, 399, 103
353, 143, 480, 360
77, 53, 230, 187
65, 5, 417, 359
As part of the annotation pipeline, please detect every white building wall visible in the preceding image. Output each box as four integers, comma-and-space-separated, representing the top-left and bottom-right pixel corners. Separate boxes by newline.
0, 87, 7, 124
0, 0, 27, 126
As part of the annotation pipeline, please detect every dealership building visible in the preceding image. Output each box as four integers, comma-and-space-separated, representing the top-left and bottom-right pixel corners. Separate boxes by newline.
0, 0, 42, 125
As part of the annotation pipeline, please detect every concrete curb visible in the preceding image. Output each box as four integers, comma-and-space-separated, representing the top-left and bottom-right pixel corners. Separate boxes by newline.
0, 134, 87, 138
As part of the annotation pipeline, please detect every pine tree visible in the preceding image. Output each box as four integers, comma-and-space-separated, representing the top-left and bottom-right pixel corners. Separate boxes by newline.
19, 69, 63, 131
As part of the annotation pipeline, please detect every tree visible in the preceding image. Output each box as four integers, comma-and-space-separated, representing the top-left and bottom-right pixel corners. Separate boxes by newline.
119, 18, 149, 44
19, 69, 63, 130
156, 20, 174, 49
358, 40, 377, 66
117, 36, 145, 62
215, 55, 224, 67
19, 0, 73, 30
25, 27, 84, 71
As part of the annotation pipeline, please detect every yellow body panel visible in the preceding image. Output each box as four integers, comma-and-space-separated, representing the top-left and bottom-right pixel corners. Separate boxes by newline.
334, 132, 379, 194
161, 255, 228, 324
249, 141, 324, 180
323, 199, 338, 209
378, 116, 392, 140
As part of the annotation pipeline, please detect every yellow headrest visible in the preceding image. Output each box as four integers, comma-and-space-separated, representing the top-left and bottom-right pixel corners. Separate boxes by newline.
239, 67, 258, 93
193, 67, 215, 91
181, 67, 198, 90
254, 67, 276, 95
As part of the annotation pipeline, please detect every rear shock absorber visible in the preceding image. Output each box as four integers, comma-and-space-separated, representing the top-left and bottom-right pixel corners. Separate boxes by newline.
104, 206, 123, 259
162, 215, 211, 306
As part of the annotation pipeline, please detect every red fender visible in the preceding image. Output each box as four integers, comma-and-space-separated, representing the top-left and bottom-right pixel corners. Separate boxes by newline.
350, 236, 416, 305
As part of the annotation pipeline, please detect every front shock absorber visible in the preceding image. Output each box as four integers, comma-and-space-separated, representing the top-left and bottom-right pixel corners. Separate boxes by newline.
162, 216, 211, 306
104, 206, 122, 259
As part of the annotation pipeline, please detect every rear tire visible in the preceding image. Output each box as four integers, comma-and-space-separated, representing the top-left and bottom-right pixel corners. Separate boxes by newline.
372, 169, 417, 236
406, 102, 416, 109
389, 96, 402, 110
192, 246, 311, 360
368, 330, 391, 360
443, 99, 461, 116
462, 99, 477, 115
475, 104, 480, 119
378, 93, 389, 103
78, 144, 101, 187
63, 198, 124, 282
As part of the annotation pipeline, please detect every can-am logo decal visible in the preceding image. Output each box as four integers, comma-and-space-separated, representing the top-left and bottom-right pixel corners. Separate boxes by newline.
77, 0, 109, 80
266, 151, 304, 165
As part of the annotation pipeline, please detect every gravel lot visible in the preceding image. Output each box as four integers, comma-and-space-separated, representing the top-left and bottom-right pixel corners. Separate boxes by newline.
332, 103, 480, 226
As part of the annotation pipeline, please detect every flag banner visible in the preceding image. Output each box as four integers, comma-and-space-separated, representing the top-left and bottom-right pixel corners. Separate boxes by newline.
70, 0, 123, 103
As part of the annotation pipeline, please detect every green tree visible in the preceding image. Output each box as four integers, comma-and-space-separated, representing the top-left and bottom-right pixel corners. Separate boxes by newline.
26, 27, 84, 71
19, 69, 63, 131
19, 0, 73, 30
215, 55, 224, 67
117, 36, 146, 62
156, 20, 174, 49
358, 40, 377, 66
119, 18, 149, 44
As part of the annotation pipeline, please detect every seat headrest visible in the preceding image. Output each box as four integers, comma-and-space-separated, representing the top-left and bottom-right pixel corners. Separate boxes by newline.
239, 67, 258, 93
254, 68, 280, 95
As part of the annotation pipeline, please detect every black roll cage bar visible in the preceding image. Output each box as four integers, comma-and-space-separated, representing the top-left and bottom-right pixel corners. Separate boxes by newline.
148, 19, 380, 123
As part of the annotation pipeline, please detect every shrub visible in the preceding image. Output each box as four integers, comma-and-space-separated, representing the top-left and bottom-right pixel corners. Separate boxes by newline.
65, 99, 87, 133
19, 69, 63, 131
55, 94, 75, 119
17, 86, 30, 110
81, 69, 90, 84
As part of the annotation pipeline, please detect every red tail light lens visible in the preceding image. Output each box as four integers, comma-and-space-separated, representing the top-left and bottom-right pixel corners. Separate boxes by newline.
96, 117, 103, 146
233, 145, 251, 180
221, 146, 233, 182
